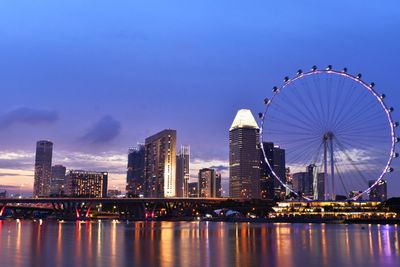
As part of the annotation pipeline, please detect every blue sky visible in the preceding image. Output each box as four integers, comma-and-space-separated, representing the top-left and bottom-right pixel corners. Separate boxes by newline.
0, 1, 399, 196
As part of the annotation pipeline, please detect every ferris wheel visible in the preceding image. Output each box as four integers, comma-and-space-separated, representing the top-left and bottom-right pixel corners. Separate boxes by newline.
260, 65, 398, 201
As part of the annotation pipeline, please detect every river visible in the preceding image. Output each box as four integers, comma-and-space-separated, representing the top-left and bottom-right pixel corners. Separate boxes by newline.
0, 220, 399, 267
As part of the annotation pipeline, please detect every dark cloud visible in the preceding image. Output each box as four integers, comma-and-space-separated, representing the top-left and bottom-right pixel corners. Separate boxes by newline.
0, 173, 29, 177
0, 161, 33, 170
0, 107, 58, 129
0, 184, 20, 189
81, 115, 121, 144
209, 165, 229, 172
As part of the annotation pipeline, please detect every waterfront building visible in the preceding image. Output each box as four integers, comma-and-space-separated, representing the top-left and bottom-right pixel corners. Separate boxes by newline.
260, 142, 286, 199
126, 145, 145, 197
33, 140, 53, 197
216, 172, 222, 197
369, 179, 387, 201
176, 146, 190, 197
65, 170, 108, 198
285, 168, 294, 196
107, 189, 122, 198
229, 109, 260, 199
50, 165, 66, 196
199, 168, 218, 197
188, 182, 198, 197
145, 129, 177, 198
292, 164, 324, 200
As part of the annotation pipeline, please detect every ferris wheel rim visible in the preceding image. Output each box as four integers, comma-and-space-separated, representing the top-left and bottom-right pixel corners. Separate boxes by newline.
260, 66, 397, 201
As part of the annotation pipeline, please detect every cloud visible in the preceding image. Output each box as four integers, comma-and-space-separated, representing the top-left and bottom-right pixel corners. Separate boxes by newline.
0, 107, 58, 129
0, 151, 35, 170
0, 173, 28, 177
54, 151, 127, 174
0, 184, 20, 189
209, 165, 229, 172
81, 115, 121, 144
190, 158, 229, 178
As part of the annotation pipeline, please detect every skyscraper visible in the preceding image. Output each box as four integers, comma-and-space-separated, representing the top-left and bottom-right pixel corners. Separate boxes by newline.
145, 129, 177, 198
50, 165, 66, 196
260, 142, 286, 199
126, 145, 145, 197
292, 164, 324, 200
369, 179, 387, 201
229, 109, 260, 199
199, 168, 217, 197
176, 146, 190, 197
33, 140, 53, 197
216, 172, 222, 197
188, 182, 198, 197
65, 170, 108, 198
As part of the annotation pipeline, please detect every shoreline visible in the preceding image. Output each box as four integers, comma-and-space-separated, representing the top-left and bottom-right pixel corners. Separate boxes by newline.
1, 217, 400, 225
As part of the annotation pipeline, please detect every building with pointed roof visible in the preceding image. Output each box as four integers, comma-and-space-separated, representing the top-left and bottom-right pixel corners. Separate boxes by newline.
229, 109, 260, 199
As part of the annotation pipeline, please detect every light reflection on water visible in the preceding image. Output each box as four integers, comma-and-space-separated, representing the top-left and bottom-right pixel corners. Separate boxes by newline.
0, 220, 399, 267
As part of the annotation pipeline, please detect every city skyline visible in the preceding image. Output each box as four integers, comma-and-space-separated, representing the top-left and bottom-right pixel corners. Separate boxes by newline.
0, 1, 399, 196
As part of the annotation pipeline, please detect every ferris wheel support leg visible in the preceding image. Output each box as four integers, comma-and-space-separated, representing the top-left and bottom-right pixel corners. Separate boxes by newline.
330, 137, 335, 200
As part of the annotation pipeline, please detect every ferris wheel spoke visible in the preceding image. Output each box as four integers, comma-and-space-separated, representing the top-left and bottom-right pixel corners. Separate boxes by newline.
336, 124, 390, 137
299, 79, 326, 129
334, 100, 383, 132
331, 88, 371, 130
271, 92, 322, 131
329, 75, 347, 128
328, 80, 362, 131
334, 162, 349, 195
285, 142, 323, 168
285, 141, 320, 161
291, 80, 325, 130
265, 115, 320, 133
268, 104, 315, 131
334, 138, 376, 184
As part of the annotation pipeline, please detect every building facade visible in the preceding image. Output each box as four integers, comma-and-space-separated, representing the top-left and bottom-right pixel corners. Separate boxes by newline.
188, 182, 198, 197
229, 109, 260, 199
176, 146, 190, 197
199, 168, 218, 198
260, 142, 286, 199
65, 170, 108, 198
292, 164, 324, 200
126, 145, 145, 197
216, 172, 222, 197
50, 165, 66, 196
369, 179, 387, 201
145, 129, 177, 198
33, 140, 53, 197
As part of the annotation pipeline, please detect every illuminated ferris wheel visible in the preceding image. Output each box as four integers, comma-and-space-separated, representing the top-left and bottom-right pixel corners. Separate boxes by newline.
260, 65, 398, 200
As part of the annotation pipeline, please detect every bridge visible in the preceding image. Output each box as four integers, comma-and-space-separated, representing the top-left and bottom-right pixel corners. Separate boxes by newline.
0, 198, 274, 220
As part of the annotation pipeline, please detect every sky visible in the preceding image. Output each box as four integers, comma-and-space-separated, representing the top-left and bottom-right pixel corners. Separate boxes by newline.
0, 1, 399, 196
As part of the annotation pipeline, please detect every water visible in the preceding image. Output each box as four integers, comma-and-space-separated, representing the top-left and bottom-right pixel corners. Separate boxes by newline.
0, 220, 399, 267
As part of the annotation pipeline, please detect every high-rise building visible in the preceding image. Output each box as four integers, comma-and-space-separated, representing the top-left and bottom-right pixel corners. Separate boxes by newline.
65, 170, 108, 198
216, 172, 222, 197
229, 109, 260, 199
50, 165, 66, 196
292, 164, 324, 200
369, 179, 387, 201
145, 129, 177, 198
260, 142, 286, 199
273, 146, 286, 198
126, 145, 145, 197
176, 146, 190, 197
188, 182, 198, 197
199, 168, 218, 197
33, 140, 53, 197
